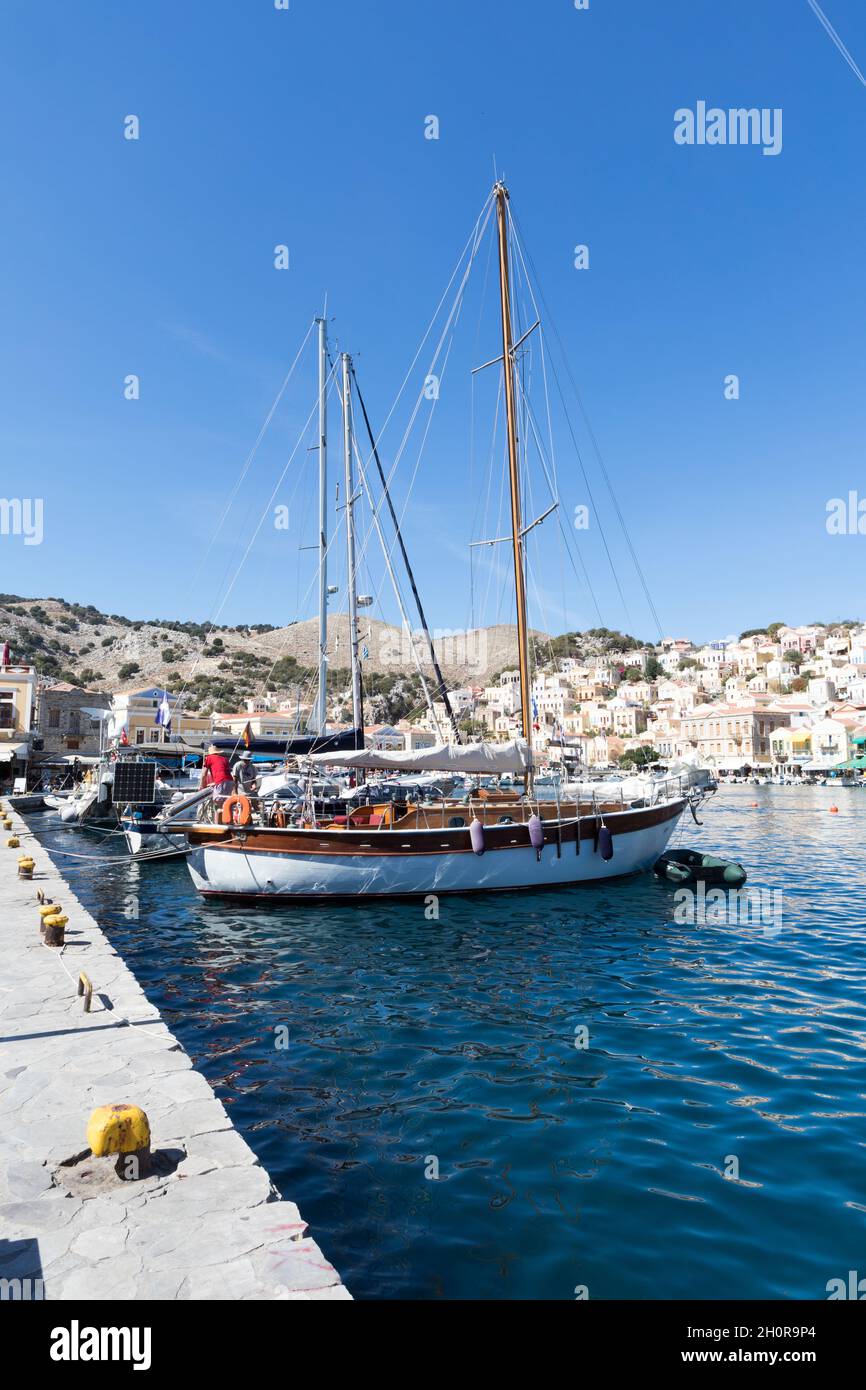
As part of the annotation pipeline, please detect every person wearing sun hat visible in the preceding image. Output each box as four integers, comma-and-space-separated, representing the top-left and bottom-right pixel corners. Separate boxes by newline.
232, 748, 260, 812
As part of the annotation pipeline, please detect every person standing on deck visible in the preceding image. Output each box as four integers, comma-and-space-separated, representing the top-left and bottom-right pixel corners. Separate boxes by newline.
200, 743, 233, 818
232, 750, 260, 814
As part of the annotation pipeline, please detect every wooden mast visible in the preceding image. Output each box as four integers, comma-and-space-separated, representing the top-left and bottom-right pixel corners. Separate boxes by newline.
313, 316, 328, 735
494, 183, 533, 777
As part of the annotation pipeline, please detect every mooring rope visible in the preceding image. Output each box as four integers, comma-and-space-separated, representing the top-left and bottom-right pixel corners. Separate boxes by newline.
18, 828, 191, 864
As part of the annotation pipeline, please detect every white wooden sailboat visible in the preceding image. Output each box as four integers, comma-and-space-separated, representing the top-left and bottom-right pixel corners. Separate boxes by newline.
179, 184, 700, 902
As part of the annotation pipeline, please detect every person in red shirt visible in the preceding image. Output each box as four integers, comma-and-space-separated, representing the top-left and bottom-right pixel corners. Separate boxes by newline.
200, 744, 233, 815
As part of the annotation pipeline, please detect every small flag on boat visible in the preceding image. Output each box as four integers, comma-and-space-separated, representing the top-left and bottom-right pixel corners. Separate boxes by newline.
156, 693, 172, 732
532, 696, 540, 732
119, 726, 129, 747
362, 644, 369, 660
242, 721, 253, 748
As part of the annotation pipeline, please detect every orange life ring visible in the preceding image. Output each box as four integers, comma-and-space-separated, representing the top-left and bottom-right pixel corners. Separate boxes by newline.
221, 794, 252, 826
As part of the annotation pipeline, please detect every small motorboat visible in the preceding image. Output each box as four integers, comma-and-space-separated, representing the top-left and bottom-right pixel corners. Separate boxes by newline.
654, 848, 747, 887
7, 792, 46, 812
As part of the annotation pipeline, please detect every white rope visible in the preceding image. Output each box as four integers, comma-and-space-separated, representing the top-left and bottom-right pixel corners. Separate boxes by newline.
807, 0, 866, 87
354, 198, 494, 592
172, 199, 493, 733
177, 356, 341, 706
355, 190, 495, 472
20, 826, 190, 863
509, 204, 663, 638
507, 214, 610, 626
184, 318, 316, 608
351, 436, 444, 738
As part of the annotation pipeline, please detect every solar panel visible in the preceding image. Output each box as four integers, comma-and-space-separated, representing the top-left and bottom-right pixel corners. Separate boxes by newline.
113, 761, 157, 804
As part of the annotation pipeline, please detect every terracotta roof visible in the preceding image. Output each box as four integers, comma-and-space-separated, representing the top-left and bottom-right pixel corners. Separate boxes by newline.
688, 703, 787, 718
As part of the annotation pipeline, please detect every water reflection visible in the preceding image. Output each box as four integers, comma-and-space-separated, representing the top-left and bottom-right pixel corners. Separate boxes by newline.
32, 785, 866, 1299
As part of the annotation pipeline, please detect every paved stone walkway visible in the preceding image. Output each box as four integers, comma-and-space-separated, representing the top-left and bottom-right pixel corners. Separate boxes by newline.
0, 808, 349, 1300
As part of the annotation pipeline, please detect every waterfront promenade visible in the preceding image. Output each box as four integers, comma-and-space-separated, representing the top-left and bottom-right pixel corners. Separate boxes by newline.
0, 807, 349, 1301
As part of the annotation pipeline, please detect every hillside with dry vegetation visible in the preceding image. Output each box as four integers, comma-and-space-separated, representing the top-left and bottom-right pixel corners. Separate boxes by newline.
0, 595, 656, 719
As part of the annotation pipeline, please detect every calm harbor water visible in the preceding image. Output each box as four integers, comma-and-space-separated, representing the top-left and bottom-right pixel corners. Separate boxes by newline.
31, 786, 866, 1300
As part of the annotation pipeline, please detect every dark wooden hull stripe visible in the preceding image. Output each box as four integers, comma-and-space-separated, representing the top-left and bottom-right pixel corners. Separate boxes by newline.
186, 798, 684, 859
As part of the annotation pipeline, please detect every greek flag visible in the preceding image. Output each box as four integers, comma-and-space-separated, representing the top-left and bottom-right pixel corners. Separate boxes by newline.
156, 693, 172, 732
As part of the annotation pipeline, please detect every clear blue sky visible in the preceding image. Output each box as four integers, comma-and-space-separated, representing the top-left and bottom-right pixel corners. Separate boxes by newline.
1, 0, 865, 644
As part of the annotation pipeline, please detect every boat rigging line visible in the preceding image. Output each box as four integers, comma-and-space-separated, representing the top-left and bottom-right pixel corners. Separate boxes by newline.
181, 317, 316, 633
350, 364, 461, 743
508, 203, 665, 640
171, 352, 342, 712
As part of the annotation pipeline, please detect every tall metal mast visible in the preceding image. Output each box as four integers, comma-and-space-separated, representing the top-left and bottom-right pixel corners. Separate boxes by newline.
342, 352, 363, 733
494, 183, 533, 768
313, 316, 329, 734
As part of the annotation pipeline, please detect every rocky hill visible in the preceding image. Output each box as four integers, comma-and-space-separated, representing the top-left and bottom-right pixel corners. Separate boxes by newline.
0, 594, 547, 712
0, 594, 653, 716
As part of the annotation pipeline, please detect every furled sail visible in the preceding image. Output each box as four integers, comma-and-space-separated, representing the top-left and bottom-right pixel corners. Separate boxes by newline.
308, 739, 533, 775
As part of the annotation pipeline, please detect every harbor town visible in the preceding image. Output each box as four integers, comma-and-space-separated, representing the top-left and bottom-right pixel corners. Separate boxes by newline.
3, 614, 866, 799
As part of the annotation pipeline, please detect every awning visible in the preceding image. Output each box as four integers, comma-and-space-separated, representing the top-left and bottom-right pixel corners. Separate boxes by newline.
835, 757, 866, 771
789, 729, 812, 744
308, 739, 533, 775
0, 743, 29, 762
31, 753, 101, 766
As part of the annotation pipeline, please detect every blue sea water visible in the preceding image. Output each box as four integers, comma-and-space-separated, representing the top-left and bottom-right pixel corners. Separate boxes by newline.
30, 785, 866, 1300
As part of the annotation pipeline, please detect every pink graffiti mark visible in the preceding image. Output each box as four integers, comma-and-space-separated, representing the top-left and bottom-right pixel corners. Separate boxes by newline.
266, 1246, 336, 1274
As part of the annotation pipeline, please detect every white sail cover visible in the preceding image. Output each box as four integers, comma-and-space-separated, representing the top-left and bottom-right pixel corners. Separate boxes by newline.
307, 739, 533, 775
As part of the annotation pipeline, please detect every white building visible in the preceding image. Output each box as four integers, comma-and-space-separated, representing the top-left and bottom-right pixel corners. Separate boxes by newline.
808, 677, 836, 705
806, 716, 851, 769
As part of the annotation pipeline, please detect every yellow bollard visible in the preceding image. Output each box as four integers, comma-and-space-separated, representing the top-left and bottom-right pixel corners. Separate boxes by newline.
7, 835, 20, 849
42, 912, 67, 947
17, 856, 35, 880
38, 902, 60, 933
87, 1104, 151, 1178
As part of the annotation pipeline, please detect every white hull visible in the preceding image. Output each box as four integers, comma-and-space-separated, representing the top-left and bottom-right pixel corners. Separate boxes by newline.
187, 801, 685, 901
123, 826, 188, 860
59, 788, 99, 823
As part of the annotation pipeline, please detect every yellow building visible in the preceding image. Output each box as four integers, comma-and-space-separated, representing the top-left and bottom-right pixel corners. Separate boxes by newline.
108, 687, 213, 749
213, 709, 309, 740
0, 661, 36, 780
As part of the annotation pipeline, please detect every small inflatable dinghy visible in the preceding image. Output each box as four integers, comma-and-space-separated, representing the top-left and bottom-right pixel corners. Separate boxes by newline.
653, 849, 747, 887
